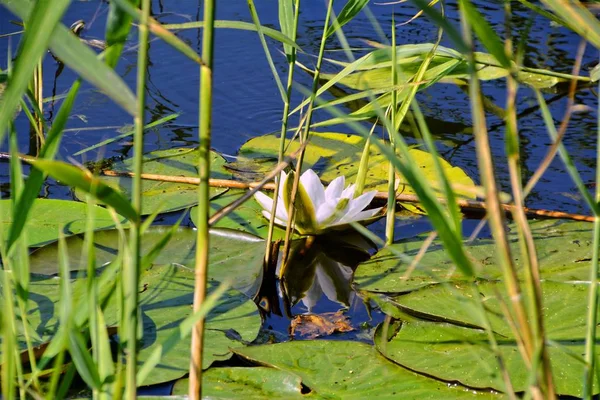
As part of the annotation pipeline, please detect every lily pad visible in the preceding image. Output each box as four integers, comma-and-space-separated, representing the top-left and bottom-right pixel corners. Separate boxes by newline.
230, 132, 475, 213
0, 199, 124, 247
316, 44, 581, 92
379, 280, 595, 340
171, 367, 305, 398
374, 303, 599, 397
194, 190, 288, 240
76, 147, 230, 215
28, 227, 265, 298
135, 265, 261, 385
354, 219, 594, 294
0, 265, 261, 387
234, 341, 499, 398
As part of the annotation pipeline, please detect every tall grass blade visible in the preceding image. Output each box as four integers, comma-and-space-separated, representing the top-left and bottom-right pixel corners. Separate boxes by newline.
105, 0, 135, 68
541, 0, 600, 50
123, 0, 151, 395
459, 0, 510, 68
73, 113, 179, 156
278, 0, 294, 57
163, 20, 299, 50
7, 80, 81, 252
325, 0, 369, 39
109, 0, 205, 66
4, 0, 137, 116
137, 282, 229, 385
30, 159, 139, 221
264, 0, 299, 269
0, 0, 71, 142
247, 0, 286, 102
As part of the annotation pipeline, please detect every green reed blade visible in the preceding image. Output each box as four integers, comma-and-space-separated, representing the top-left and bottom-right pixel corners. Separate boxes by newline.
0, 0, 71, 142
163, 20, 300, 51
7, 80, 81, 253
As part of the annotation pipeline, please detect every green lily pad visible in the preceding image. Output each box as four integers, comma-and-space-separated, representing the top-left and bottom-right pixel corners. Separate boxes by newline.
317, 44, 580, 92
374, 298, 599, 398
230, 132, 475, 213
76, 147, 230, 215
195, 190, 288, 240
0, 265, 261, 387
234, 341, 499, 398
28, 227, 265, 298
135, 266, 261, 385
354, 219, 594, 294
379, 280, 594, 339
0, 199, 124, 247
171, 367, 304, 398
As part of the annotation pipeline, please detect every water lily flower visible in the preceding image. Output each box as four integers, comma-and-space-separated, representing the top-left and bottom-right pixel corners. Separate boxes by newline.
254, 169, 382, 235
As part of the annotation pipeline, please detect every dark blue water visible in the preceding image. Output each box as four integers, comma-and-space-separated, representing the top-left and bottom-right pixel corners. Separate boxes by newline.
1, 0, 598, 395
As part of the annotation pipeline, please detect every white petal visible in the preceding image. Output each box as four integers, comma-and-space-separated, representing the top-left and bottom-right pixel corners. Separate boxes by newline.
341, 183, 356, 199
299, 169, 325, 207
343, 190, 377, 221
261, 211, 287, 227
254, 191, 273, 212
335, 207, 382, 225
315, 200, 338, 225
324, 176, 345, 201
255, 191, 288, 221
277, 171, 287, 194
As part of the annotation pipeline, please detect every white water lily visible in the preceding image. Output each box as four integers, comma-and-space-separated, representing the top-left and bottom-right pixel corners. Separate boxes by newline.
254, 169, 382, 236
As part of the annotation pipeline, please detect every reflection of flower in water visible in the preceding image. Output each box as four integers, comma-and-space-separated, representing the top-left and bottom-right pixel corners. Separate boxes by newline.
281, 234, 372, 313
301, 254, 355, 311
254, 169, 382, 236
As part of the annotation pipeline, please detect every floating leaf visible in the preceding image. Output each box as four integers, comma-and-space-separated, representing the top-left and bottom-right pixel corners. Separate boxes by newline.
231, 132, 475, 213
76, 148, 230, 216
0, 267, 260, 386
135, 267, 261, 385
316, 44, 584, 92
354, 219, 594, 294
0, 199, 123, 247
234, 341, 499, 398
29, 227, 264, 298
195, 190, 288, 240
374, 282, 600, 398
172, 367, 304, 398
31, 159, 138, 221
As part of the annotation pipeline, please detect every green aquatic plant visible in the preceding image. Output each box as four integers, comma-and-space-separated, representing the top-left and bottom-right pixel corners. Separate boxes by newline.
254, 169, 382, 236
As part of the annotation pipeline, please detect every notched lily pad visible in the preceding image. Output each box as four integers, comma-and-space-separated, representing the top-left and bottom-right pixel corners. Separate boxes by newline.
234, 340, 499, 398
0, 199, 124, 247
374, 308, 599, 397
76, 147, 230, 215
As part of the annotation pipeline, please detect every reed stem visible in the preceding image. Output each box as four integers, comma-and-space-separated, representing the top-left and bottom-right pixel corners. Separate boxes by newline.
265, 0, 300, 269
125, 0, 150, 396
189, 0, 216, 397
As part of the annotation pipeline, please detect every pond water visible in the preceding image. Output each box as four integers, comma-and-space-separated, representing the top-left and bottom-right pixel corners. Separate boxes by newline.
1, 0, 598, 395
